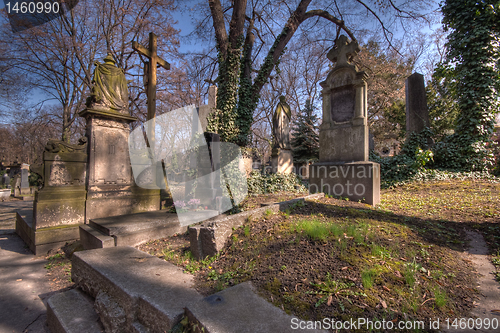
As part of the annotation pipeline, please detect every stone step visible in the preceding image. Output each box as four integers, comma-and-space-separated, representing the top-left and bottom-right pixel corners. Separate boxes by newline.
81, 211, 187, 250
46, 288, 104, 333
79, 224, 115, 249
185, 281, 328, 333
71, 246, 203, 332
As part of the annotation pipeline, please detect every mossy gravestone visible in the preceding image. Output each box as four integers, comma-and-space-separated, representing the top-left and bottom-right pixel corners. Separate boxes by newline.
16, 139, 88, 254
309, 35, 380, 205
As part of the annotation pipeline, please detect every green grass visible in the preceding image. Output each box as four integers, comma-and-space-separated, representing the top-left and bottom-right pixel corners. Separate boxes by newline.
361, 267, 379, 289
404, 258, 422, 288
308, 272, 365, 307
433, 287, 448, 308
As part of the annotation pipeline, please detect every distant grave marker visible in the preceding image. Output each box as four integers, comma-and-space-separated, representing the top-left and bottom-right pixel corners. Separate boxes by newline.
405, 72, 430, 137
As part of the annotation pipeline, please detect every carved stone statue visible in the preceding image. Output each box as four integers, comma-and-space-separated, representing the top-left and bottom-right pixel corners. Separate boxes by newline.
272, 96, 291, 150
85, 54, 129, 112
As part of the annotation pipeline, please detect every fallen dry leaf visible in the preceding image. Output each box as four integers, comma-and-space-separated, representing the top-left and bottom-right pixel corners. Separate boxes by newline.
383, 286, 391, 292
394, 271, 402, 278
341, 267, 348, 270
327, 295, 333, 306
381, 300, 387, 309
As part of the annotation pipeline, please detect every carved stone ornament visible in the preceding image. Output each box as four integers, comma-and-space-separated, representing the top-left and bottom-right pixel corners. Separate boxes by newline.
327, 35, 360, 69
45, 137, 88, 153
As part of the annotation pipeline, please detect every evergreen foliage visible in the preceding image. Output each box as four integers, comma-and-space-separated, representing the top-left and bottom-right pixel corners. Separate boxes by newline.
425, 64, 460, 140
290, 99, 319, 162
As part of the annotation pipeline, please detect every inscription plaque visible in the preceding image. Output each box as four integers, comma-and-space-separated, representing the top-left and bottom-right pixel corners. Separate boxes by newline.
330, 86, 355, 122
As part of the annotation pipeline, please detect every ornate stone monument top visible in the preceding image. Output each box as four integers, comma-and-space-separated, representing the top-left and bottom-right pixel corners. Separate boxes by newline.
327, 35, 360, 69
85, 54, 129, 114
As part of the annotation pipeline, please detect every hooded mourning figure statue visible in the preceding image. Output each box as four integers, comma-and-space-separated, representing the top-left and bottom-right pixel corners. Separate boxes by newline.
85, 54, 129, 113
272, 95, 292, 150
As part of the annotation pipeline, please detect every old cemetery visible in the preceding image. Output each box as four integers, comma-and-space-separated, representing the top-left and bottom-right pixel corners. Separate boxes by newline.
3, 34, 500, 333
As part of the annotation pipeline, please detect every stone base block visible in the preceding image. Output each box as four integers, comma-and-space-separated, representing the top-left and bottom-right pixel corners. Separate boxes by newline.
309, 161, 380, 205
85, 187, 160, 222
33, 186, 86, 229
15, 211, 80, 256
271, 149, 293, 174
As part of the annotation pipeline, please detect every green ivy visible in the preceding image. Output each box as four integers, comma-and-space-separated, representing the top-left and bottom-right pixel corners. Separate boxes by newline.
441, 0, 500, 171
246, 170, 307, 195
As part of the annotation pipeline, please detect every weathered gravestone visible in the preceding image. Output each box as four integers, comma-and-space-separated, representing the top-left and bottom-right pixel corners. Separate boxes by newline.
81, 54, 160, 222
16, 139, 87, 254
271, 96, 294, 174
186, 86, 223, 210
405, 72, 430, 137
1, 173, 10, 187
20, 163, 30, 195
309, 35, 380, 205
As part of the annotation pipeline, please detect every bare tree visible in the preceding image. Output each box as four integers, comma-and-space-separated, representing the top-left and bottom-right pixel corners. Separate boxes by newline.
192, 0, 434, 146
0, 0, 180, 142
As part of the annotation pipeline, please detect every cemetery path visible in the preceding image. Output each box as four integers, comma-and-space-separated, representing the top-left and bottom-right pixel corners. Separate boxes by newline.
0, 234, 52, 333
0, 200, 51, 333
460, 230, 500, 332
0, 200, 33, 235
441, 230, 500, 333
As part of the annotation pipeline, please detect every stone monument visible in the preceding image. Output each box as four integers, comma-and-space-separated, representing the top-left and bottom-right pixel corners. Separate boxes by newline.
271, 96, 294, 174
309, 35, 380, 205
16, 138, 88, 254
405, 72, 430, 136
80, 54, 160, 222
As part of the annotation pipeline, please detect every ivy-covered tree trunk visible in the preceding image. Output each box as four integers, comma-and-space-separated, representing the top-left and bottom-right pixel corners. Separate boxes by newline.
441, 0, 500, 170
206, 0, 354, 147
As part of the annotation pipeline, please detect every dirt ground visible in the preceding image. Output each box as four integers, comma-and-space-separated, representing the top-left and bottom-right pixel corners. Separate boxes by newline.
137, 180, 500, 332
45, 180, 500, 332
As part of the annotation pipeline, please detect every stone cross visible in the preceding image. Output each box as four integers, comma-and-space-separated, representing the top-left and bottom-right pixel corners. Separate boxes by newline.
327, 35, 360, 68
132, 32, 171, 122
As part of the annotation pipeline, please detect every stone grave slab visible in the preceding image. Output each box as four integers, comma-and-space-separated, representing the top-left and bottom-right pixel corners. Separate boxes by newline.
185, 281, 327, 333
47, 288, 104, 333
81, 209, 218, 250
71, 246, 203, 332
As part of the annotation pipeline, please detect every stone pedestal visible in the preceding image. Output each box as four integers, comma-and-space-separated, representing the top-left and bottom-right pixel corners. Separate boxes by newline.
271, 148, 293, 174
80, 109, 160, 222
309, 162, 380, 205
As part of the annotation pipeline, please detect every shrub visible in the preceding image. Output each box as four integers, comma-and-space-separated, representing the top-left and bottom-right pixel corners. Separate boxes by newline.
246, 170, 306, 194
